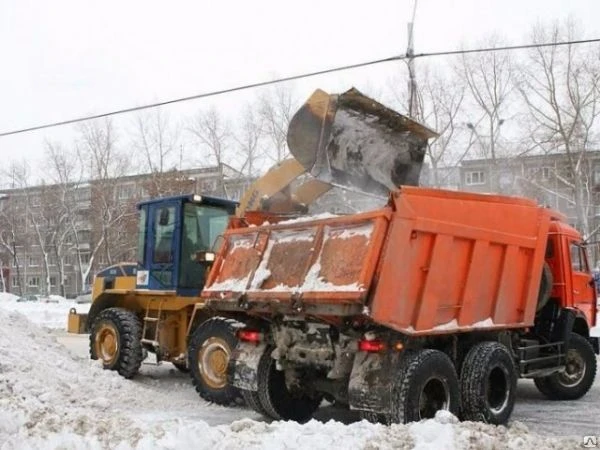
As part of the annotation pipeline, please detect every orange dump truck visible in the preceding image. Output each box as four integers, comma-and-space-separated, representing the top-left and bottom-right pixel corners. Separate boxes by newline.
202, 186, 598, 425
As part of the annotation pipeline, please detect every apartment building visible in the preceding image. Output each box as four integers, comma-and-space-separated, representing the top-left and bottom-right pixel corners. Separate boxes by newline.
0, 164, 251, 297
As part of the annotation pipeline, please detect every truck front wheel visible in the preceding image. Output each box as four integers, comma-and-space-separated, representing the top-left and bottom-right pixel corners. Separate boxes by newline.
256, 347, 321, 422
534, 334, 597, 400
89, 307, 143, 379
459, 341, 517, 425
188, 317, 242, 405
392, 349, 460, 424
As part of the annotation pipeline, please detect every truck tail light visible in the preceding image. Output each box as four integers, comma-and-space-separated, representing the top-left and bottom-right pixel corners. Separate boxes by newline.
358, 339, 386, 353
237, 329, 262, 343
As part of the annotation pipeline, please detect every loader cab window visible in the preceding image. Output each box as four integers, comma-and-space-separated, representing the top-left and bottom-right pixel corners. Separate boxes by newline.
153, 206, 176, 264
137, 207, 147, 265
179, 203, 230, 289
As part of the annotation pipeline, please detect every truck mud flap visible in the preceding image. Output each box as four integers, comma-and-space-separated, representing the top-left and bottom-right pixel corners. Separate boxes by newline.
228, 342, 267, 391
348, 351, 401, 414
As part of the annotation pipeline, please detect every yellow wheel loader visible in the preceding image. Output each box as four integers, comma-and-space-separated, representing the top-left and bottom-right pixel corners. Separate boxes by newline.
74, 87, 436, 405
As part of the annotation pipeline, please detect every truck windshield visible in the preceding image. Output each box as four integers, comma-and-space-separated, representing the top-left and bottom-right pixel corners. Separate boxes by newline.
179, 203, 230, 289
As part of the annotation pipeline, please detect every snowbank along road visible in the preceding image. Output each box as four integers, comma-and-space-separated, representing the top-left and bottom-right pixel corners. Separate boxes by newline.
0, 296, 597, 449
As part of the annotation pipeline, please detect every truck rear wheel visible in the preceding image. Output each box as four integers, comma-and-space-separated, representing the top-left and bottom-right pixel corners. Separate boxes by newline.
459, 341, 517, 425
533, 334, 597, 400
188, 317, 241, 405
241, 389, 269, 416
392, 349, 460, 424
89, 307, 143, 379
257, 347, 321, 422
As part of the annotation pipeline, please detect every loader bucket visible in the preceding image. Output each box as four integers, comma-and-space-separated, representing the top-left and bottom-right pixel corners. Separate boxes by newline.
287, 88, 438, 196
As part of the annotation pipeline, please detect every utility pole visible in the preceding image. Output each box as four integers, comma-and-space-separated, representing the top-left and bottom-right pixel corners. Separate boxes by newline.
407, 0, 419, 119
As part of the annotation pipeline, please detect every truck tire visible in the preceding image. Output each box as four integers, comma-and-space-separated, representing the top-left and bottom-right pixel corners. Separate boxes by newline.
537, 263, 553, 312
391, 349, 460, 424
257, 347, 321, 422
533, 333, 597, 400
188, 317, 242, 405
89, 307, 143, 379
459, 341, 517, 425
241, 389, 269, 416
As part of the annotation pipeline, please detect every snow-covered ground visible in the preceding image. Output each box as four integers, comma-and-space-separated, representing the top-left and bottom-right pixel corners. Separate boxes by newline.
0, 292, 90, 329
0, 297, 596, 449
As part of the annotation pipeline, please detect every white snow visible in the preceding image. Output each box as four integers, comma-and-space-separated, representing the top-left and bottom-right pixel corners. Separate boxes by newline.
433, 319, 459, 331
278, 212, 340, 225
0, 308, 590, 449
327, 223, 373, 240
205, 276, 251, 292
0, 292, 90, 329
472, 318, 495, 328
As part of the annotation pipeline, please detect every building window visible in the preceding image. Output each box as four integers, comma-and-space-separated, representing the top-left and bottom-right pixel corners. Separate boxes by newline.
28, 276, 40, 287
594, 166, 600, 185
465, 171, 485, 186
542, 167, 551, 180
28, 256, 40, 267
49, 276, 57, 287
12, 277, 19, 287
118, 185, 135, 200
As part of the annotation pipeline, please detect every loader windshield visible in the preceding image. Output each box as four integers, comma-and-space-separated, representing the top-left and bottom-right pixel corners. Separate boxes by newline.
179, 203, 229, 289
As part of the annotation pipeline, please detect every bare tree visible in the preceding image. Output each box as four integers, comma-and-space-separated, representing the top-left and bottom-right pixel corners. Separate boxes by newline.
76, 118, 133, 288
234, 104, 264, 177
132, 109, 183, 196
187, 107, 231, 194
258, 84, 298, 164
459, 36, 515, 190
415, 69, 467, 187
517, 21, 600, 240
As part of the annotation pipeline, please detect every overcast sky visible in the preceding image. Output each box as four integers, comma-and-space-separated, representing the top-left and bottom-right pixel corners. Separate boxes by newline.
1, 0, 599, 182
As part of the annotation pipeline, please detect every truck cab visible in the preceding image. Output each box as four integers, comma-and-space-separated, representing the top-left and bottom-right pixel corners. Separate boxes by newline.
546, 220, 598, 344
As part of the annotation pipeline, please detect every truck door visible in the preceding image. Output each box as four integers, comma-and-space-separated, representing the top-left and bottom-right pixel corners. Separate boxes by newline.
569, 241, 596, 325
146, 202, 181, 290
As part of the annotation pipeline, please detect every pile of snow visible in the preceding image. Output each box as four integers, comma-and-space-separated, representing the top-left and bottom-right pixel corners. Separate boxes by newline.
0, 293, 90, 329
0, 308, 579, 449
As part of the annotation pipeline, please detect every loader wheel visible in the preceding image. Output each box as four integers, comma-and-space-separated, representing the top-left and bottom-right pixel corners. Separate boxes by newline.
391, 349, 460, 424
257, 347, 321, 422
533, 334, 597, 400
188, 317, 241, 405
89, 307, 143, 379
459, 341, 517, 425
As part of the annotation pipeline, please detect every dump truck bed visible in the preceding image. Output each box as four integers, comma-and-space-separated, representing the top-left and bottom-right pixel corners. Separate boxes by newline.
203, 186, 556, 335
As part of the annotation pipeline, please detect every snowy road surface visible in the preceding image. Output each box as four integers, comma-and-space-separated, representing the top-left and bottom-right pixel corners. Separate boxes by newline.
0, 295, 597, 449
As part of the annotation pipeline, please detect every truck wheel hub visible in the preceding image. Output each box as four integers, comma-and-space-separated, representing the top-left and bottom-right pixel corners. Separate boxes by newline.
418, 377, 450, 419
199, 337, 230, 389
96, 324, 119, 364
487, 367, 510, 413
559, 349, 586, 387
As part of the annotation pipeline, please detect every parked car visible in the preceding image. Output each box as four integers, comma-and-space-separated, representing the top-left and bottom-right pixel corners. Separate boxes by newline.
74, 291, 92, 304
16, 294, 40, 302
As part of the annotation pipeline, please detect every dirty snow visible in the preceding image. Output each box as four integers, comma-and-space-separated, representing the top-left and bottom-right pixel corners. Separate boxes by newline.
0, 306, 595, 449
327, 223, 373, 240
472, 318, 496, 328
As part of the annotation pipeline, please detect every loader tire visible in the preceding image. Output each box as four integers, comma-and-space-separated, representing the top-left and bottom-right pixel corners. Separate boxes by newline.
188, 317, 242, 405
391, 349, 460, 424
241, 389, 269, 416
533, 334, 597, 400
257, 347, 321, 422
89, 307, 143, 379
459, 341, 517, 425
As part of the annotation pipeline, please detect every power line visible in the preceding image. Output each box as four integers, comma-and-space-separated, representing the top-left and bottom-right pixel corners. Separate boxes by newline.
1, 37, 600, 138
